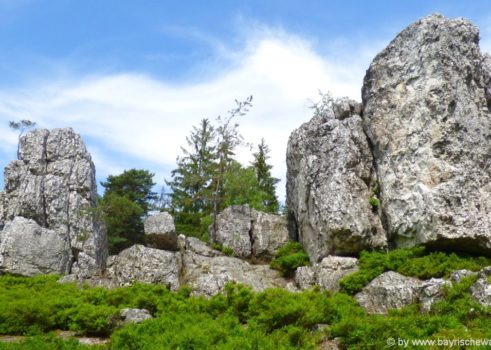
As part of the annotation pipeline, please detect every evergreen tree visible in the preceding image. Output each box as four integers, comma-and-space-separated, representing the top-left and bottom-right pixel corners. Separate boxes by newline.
8, 120, 37, 158
252, 138, 280, 213
100, 169, 157, 253
167, 119, 217, 237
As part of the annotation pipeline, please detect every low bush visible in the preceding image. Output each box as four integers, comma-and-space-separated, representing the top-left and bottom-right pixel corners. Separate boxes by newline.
339, 246, 491, 294
270, 241, 310, 277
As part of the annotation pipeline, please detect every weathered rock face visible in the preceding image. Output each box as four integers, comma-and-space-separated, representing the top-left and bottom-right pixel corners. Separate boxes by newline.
0, 128, 107, 276
144, 212, 178, 251
181, 250, 293, 296
0, 217, 71, 275
470, 267, 491, 307
286, 98, 386, 261
94, 245, 181, 291
355, 271, 422, 314
295, 256, 359, 292
210, 205, 290, 259
419, 278, 451, 313
363, 14, 491, 252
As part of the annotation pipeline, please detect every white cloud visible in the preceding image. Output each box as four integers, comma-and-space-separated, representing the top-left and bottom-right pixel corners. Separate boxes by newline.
0, 26, 383, 201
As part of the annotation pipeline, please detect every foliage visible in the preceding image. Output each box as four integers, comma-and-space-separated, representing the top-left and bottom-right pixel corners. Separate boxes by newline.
2, 257, 491, 349
270, 241, 310, 277
221, 161, 269, 212
0, 334, 106, 349
98, 194, 144, 254
339, 247, 491, 295
251, 139, 280, 213
99, 169, 157, 254
368, 196, 380, 209
210, 242, 234, 256
8, 119, 37, 159
100, 169, 157, 214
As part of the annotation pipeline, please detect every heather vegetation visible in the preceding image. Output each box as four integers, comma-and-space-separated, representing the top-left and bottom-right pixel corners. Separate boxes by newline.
1, 248, 491, 349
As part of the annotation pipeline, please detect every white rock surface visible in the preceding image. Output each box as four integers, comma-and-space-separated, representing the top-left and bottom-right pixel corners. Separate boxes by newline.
144, 212, 178, 251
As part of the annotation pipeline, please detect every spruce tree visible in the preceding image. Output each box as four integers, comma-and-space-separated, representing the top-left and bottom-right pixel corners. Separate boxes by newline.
167, 118, 217, 237
252, 138, 280, 213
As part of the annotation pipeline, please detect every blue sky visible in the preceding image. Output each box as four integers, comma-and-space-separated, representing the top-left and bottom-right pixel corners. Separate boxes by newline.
1, 0, 491, 201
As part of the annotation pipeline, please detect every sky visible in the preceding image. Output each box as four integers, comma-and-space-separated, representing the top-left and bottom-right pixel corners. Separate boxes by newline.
1, 0, 491, 202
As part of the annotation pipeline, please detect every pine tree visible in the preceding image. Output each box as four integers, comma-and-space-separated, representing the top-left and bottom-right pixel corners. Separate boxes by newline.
252, 138, 280, 213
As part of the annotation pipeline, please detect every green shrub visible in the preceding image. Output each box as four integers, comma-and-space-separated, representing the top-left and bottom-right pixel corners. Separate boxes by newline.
211, 242, 234, 256
270, 241, 310, 277
339, 247, 491, 294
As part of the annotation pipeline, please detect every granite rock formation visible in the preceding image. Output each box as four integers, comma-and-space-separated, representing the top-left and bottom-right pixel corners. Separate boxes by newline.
144, 212, 178, 251
0, 128, 107, 276
362, 14, 491, 252
210, 205, 290, 259
286, 98, 386, 261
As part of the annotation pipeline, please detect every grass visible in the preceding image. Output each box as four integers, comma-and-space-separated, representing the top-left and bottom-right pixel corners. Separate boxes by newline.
269, 241, 310, 277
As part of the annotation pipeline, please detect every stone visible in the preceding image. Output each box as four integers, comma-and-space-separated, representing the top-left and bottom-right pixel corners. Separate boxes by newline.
0, 128, 107, 276
181, 250, 291, 296
181, 235, 222, 257
471, 277, 491, 307
295, 256, 359, 292
450, 269, 476, 283
120, 308, 152, 324
362, 14, 491, 253
0, 217, 71, 276
355, 271, 422, 314
210, 205, 289, 259
419, 278, 451, 313
286, 98, 386, 261
144, 212, 178, 251
96, 245, 181, 291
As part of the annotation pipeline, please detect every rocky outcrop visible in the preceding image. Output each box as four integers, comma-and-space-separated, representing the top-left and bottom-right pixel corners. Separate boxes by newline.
95, 245, 181, 291
0, 217, 71, 275
295, 256, 358, 292
210, 205, 290, 259
178, 234, 222, 257
144, 212, 178, 251
286, 98, 386, 261
181, 250, 294, 296
0, 128, 107, 276
355, 271, 422, 314
362, 14, 491, 252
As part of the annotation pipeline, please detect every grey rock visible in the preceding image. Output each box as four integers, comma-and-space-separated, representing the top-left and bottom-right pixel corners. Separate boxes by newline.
471, 275, 491, 307
450, 269, 476, 283
181, 250, 290, 296
286, 98, 386, 262
362, 14, 491, 252
210, 205, 289, 259
96, 245, 182, 291
0, 128, 107, 276
0, 217, 71, 276
0, 192, 5, 230
295, 256, 359, 292
419, 278, 451, 313
144, 212, 178, 251
355, 271, 422, 314
182, 235, 222, 257
120, 308, 152, 324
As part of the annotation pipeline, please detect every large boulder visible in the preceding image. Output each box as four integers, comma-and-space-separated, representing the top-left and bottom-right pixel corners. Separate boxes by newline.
362, 14, 491, 252
355, 271, 422, 314
144, 212, 178, 251
286, 98, 386, 261
295, 256, 359, 292
0, 217, 71, 275
0, 128, 107, 276
181, 250, 294, 296
210, 205, 290, 259
92, 245, 181, 291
